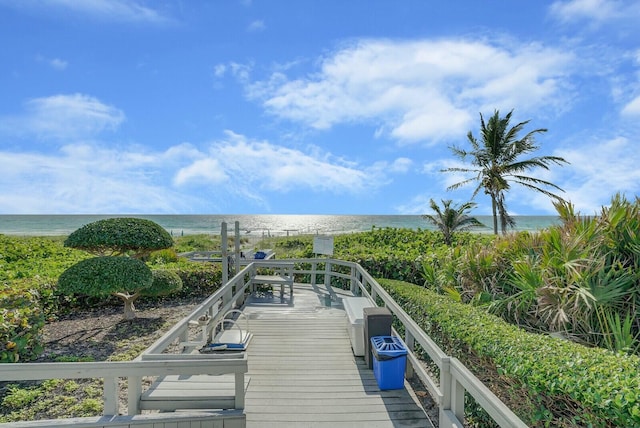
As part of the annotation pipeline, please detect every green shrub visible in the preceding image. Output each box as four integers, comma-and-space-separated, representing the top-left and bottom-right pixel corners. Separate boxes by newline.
0, 286, 45, 363
57, 256, 153, 297
64, 217, 173, 259
171, 262, 222, 296
149, 248, 179, 264
147, 270, 183, 297
379, 278, 640, 427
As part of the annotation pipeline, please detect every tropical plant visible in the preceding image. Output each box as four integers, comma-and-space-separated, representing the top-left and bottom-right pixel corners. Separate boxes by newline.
422, 199, 485, 245
443, 109, 569, 234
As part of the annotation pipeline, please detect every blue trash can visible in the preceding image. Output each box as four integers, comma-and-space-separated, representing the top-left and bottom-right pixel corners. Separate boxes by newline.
371, 336, 407, 390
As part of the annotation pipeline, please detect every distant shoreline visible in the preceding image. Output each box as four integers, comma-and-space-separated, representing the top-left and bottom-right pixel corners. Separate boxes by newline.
0, 214, 561, 237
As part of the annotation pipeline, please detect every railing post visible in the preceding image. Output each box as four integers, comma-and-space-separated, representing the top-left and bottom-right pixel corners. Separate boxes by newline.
179, 327, 188, 344
404, 331, 415, 379
234, 221, 241, 275
221, 222, 228, 285
103, 376, 119, 415
350, 265, 357, 294
235, 372, 245, 409
440, 357, 452, 421
311, 261, 317, 286
324, 258, 331, 288
127, 375, 141, 415
451, 374, 465, 424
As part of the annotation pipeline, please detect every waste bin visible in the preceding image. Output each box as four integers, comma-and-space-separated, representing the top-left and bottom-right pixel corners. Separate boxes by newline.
363, 306, 392, 369
371, 336, 407, 390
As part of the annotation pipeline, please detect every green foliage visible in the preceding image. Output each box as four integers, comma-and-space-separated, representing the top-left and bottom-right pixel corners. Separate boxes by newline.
0, 379, 104, 422
0, 235, 89, 281
0, 287, 44, 362
172, 233, 249, 253
422, 199, 485, 245
64, 217, 173, 259
149, 248, 179, 264
444, 109, 568, 234
1, 384, 42, 409
57, 256, 153, 297
146, 269, 183, 297
379, 278, 640, 427
173, 233, 221, 253
148, 258, 222, 297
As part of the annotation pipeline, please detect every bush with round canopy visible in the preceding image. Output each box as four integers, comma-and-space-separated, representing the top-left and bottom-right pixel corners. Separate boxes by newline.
59, 218, 180, 319
64, 217, 174, 259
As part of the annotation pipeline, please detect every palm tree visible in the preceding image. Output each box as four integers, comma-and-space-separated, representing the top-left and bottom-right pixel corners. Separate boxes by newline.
423, 199, 484, 245
443, 109, 569, 234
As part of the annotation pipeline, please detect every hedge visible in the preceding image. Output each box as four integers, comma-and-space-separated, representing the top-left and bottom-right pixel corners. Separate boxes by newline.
378, 278, 640, 427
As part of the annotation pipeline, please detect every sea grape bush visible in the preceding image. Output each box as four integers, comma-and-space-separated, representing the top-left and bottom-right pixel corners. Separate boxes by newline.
0, 287, 44, 363
378, 278, 640, 427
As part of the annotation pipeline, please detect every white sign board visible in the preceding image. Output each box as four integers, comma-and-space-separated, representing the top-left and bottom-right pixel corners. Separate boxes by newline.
313, 235, 334, 256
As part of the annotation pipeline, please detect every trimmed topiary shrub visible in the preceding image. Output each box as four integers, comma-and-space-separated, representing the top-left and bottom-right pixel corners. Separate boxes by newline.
64, 218, 173, 259
148, 270, 183, 297
58, 257, 153, 320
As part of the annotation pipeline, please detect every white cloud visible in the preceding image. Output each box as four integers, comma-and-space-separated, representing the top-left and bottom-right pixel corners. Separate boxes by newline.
247, 20, 265, 32
549, 0, 618, 22
2, 0, 171, 24
0, 144, 199, 214
0, 94, 125, 141
213, 64, 226, 78
388, 157, 413, 173
174, 158, 228, 186
0, 129, 396, 213
36, 55, 68, 70
549, 0, 640, 27
555, 137, 640, 213
49, 58, 68, 70
621, 95, 640, 116
245, 39, 574, 144
174, 131, 373, 195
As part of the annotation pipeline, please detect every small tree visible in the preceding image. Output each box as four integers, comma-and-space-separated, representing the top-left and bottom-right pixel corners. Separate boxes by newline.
59, 218, 179, 319
423, 199, 484, 245
58, 257, 153, 320
64, 217, 174, 259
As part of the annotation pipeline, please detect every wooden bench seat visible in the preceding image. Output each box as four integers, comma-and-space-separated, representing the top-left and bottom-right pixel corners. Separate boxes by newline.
250, 262, 294, 299
140, 373, 251, 411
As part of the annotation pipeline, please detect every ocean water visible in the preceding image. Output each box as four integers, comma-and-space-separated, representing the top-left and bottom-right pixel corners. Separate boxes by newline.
0, 214, 560, 237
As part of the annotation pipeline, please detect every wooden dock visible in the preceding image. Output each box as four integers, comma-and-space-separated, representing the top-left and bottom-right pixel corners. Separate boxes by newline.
241, 283, 433, 428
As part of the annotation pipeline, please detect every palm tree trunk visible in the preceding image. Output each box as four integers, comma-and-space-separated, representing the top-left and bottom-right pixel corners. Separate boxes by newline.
491, 196, 499, 235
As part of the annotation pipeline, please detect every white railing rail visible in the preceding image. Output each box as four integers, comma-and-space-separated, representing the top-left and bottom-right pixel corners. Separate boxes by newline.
0, 357, 248, 417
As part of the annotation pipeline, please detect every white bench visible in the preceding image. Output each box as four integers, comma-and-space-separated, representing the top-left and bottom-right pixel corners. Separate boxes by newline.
343, 297, 376, 356
250, 262, 294, 299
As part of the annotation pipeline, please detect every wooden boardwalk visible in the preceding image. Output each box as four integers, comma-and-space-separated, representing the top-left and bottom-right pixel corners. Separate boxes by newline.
241, 283, 433, 428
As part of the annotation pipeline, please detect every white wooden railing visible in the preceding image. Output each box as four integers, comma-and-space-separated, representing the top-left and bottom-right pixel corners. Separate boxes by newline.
0, 258, 526, 428
266, 258, 528, 428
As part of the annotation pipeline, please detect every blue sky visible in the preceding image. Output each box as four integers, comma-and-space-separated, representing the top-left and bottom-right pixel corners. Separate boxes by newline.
1, 0, 639, 215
